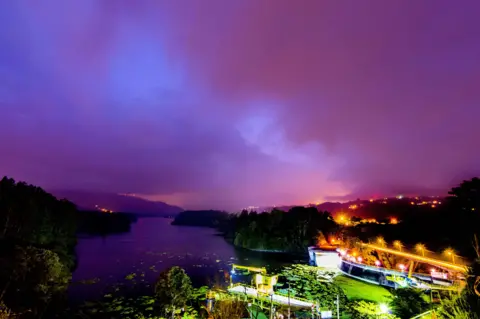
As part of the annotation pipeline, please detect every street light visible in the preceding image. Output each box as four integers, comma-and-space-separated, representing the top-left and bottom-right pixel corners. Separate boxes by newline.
444, 248, 456, 264
377, 236, 386, 247
415, 243, 426, 257
378, 304, 389, 318
379, 304, 389, 313
393, 240, 403, 251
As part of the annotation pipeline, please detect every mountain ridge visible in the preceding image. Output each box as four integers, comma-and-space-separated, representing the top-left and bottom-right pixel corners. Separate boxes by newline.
50, 190, 184, 216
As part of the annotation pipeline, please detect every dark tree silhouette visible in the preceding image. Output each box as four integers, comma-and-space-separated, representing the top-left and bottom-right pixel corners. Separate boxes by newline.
0, 177, 78, 316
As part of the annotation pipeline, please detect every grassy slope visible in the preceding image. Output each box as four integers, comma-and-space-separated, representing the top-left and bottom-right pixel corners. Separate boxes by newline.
333, 275, 392, 303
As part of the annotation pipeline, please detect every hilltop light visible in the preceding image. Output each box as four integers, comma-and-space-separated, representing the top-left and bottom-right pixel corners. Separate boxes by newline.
390, 217, 398, 224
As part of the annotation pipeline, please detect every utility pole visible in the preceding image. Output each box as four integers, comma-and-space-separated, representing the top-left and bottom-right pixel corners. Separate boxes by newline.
270, 294, 274, 319
337, 294, 340, 319
287, 283, 291, 319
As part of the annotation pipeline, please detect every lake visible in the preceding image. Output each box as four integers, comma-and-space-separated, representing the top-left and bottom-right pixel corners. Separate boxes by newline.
69, 217, 305, 302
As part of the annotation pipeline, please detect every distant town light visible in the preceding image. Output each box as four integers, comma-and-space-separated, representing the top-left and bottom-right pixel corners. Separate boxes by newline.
390, 218, 398, 224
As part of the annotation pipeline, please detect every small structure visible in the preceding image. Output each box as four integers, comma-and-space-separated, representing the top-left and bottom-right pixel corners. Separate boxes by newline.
255, 273, 278, 295
308, 246, 341, 269
230, 264, 278, 295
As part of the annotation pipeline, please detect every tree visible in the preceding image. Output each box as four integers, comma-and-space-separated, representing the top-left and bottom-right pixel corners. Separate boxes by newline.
448, 177, 480, 212
389, 288, 429, 319
211, 299, 246, 319
316, 231, 327, 246
0, 177, 77, 316
154, 267, 193, 318
279, 265, 348, 313
446, 177, 480, 258
438, 260, 480, 319
0, 246, 70, 316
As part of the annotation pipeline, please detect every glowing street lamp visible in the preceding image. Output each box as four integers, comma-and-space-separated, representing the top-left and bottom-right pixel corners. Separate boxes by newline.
375, 260, 381, 267
415, 243, 426, 257
377, 236, 386, 247
444, 248, 456, 264
393, 240, 403, 252
379, 303, 389, 314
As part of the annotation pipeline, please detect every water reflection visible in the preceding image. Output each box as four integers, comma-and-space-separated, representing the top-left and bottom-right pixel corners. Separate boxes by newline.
70, 217, 304, 302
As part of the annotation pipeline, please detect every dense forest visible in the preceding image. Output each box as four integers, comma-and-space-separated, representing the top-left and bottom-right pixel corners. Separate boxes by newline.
0, 177, 138, 317
0, 177, 78, 317
227, 207, 338, 253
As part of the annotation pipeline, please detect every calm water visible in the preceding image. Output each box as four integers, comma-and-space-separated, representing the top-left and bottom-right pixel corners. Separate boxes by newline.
69, 217, 303, 302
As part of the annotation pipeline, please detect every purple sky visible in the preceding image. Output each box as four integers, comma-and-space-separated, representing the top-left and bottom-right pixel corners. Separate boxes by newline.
1, 1, 480, 210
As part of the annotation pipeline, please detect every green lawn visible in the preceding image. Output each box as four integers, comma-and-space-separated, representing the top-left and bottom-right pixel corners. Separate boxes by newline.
333, 275, 392, 303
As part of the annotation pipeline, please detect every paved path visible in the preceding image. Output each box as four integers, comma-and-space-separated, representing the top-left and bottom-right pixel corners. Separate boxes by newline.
228, 285, 314, 308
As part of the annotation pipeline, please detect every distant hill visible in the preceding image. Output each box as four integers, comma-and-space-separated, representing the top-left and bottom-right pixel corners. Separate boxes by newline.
312, 196, 446, 219
51, 190, 183, 217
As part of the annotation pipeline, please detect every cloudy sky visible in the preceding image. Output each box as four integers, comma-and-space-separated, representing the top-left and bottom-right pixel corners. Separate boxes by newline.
1, 1, 479, 210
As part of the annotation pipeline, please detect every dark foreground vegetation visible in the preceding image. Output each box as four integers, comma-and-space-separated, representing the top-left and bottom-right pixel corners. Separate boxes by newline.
0, 177, 136, 318
0, 177, 77, 317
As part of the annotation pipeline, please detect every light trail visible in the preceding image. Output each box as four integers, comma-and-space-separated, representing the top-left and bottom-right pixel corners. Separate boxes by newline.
362, 243, 467, 272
